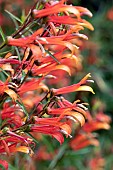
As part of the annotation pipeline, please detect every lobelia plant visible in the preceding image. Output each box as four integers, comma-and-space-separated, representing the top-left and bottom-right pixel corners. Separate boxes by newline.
0, 0, 111, 169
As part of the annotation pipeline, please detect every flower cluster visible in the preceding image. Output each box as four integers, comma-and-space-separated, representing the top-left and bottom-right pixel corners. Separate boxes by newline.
0, 0, 110, 169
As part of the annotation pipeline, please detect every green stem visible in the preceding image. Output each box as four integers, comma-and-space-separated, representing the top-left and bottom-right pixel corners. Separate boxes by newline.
0, 41, 6, 50
48, 143, 68, 170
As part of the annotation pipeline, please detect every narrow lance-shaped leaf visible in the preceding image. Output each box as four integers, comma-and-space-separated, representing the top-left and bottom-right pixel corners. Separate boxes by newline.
45, 50, 60, 64
5, 10, 23, 24
0, 27, 5, 42
16, 100, 29, 119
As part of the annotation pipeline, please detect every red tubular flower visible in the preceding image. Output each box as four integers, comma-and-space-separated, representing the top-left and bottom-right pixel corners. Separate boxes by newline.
52, 73, 95, 95
56, 97, 88, 118
70, 133, 99, 151
18, 78, 48, 95
32, 2, 92, 19
0, 141, 33, 156
34, 117, 72, 137
70, 111, 111, 151
0, 58, 20, 64
32, 4, 80, 19
48, 105, 87, 126
83, 121, 110, 132
32, 62, 71, 76
7, 28, 44, 47
89, 156, 105, 170
30, 125, 64, 144
1, 104, 23, 128
36, 38, 77, 55
48, 16, 94, 31
82, 111, 111, 132
0, 126, 33, 156
95, 112, 111, 123
0, 79, 17, 101
1, 140, 10, 156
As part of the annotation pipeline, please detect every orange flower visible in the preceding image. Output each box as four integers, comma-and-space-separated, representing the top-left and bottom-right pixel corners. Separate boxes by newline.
32, 3, 80, 19
49, 16, 94, 31
70, 111, 111, 151
107, 7, 113, 21
48, 105, 87, 126
0, 79, 17, 101
0, 134, 33, 156
52, 73, 95, 95
1, 103, 23, 127
83, 121, 110, 132
34, 117, 72, 137
11, 146, 33, 156
95, 112, 111, 123
7, 28, 43, 47
31, 125, 64, 144
32, 2, 92, 19
32, 63, 71, 76
70, 133, 99, 151
18, 78, 48, 94
89, 157, 105, 170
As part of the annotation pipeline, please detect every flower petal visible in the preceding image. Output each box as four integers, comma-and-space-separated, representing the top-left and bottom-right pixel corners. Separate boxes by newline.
52, 132, 64, 144
54, 65, 71, 76
75, 85, 95, 94
14, 146, 34, 156
4, 88, 17, 101
33, 4, 80, 18
83, 122, 110, 132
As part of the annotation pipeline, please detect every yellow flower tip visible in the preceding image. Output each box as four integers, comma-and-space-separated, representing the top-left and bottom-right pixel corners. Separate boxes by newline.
91, 25, 94, 31
80, 73, 92, 84
74, 112, 85, 127
92, 90, 95, 94
76, 85, 95, 94
4, 88, 17, 101
87, 73, 91, 78
102, 123, 111, 130
15, 146, 34, 156
55, 65, 71, 76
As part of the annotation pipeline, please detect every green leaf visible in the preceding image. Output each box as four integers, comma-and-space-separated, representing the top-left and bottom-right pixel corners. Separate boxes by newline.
65, 147, 92, 156
48, 143, 68, 169
42, 135, 54, 153
0, 68, 9, 77
0, 27, 5, 42
0, 50, 12, 56
8, 163, 19, 170
45, 50, 60, 64
0, 164, 5, 170
15, 47, 21, 61
16, 100, 29, 119
21, 10, 26, 23
26, 132, 39, 145
5, 10, 22, 28
5, 10, 23, 23
21, 70, 26, 83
